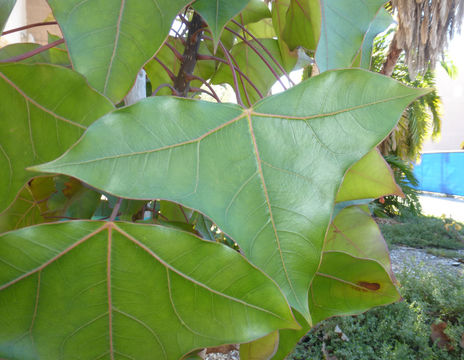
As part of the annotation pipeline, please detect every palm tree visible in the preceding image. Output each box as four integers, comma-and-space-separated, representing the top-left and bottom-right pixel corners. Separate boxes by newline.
382, 0, 464, 78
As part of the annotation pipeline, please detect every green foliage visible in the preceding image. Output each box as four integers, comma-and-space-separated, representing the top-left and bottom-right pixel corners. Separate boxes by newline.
380, 215, 464, 250
0, 1, 432, 358
289, 266, 464, 360
372, 31, 442, 160
371, 154, 422, 217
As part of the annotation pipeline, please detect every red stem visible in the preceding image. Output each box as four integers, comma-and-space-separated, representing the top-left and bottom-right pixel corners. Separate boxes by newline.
196, 54, 263, 98
0, 39, 64, 63
152, 83, 180, 97
154, 56, 176, 81
230, 19, 294, 85
224, 25, 287, 90
164, 41, 184, 61
189, 87, 220, 102
1, 21, 58, 36
185, 73, 221, 102
217, 40, 245, 107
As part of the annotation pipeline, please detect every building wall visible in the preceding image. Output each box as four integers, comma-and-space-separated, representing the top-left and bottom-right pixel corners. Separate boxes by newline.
26, 0, 61, 44
422, 33, 464, 152
2, 0, 60, 46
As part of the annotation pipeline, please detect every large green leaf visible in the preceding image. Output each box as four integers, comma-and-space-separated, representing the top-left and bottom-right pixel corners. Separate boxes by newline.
0, 221, 298, 359
193, 0, 250, 48
32, 69, 427, 319
316, 0, 386, 72
0, 0, 15, 33
0, 63, 114, 213
272, 205, 398, 359
212, 38, 297, 104
47, 0, 190, 103
336, 149, 402, 203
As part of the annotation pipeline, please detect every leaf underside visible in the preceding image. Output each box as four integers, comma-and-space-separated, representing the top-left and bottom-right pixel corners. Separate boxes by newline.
33, 69, 427, 320
0, 221, 297, 360
0, 63, 114, 214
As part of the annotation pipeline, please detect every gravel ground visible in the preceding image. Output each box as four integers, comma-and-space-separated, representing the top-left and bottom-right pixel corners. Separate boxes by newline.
390, 246, 464, 275
205, 350, 239, 360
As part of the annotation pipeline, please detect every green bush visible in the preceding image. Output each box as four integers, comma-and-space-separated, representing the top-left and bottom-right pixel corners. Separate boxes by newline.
380, 215, 464, 250
290, 266, 464, 360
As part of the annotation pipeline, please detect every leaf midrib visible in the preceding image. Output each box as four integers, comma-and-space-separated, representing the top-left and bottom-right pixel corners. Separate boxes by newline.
39, 92, 416, 169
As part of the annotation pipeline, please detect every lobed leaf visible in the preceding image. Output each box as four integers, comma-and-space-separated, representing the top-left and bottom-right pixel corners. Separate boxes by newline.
0, 63, 114, 214
32, 69, 427, 319
47, 0, 190, 103
0, 221, 298, 359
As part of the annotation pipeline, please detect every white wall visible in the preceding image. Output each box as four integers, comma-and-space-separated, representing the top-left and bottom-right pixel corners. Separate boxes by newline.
423, 33, 464, 152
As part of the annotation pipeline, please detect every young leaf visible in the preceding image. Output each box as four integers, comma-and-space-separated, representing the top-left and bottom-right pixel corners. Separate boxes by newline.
46, 0, 191, 103
0, 63, 114, 213
0, 221, 298, 359
32, 69, 428, 320
193, 0, 250, 49
336, 149, 403, 203
316, 0, 386, 72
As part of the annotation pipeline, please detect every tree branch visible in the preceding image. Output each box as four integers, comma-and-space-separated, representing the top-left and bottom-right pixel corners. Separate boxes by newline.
380, 33, 402, 77
173, 12, 205, 96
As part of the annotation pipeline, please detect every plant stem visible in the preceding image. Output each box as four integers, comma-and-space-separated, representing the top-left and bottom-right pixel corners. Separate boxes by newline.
1, 21, 58, 36
152, 83, 180, 96
110, 199, 123, 222
0, 39, 64, 63
185, 73, 221, 102
173, 12, 205, 96
154, 56, 176, 81
224, 26, 287, 90
197, 54, 264, 98
217, 40, 245, 107
230, 19, 294, 85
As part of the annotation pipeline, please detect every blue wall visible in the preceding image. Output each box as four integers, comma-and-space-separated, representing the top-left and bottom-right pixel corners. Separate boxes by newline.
414, 152, 464, 196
